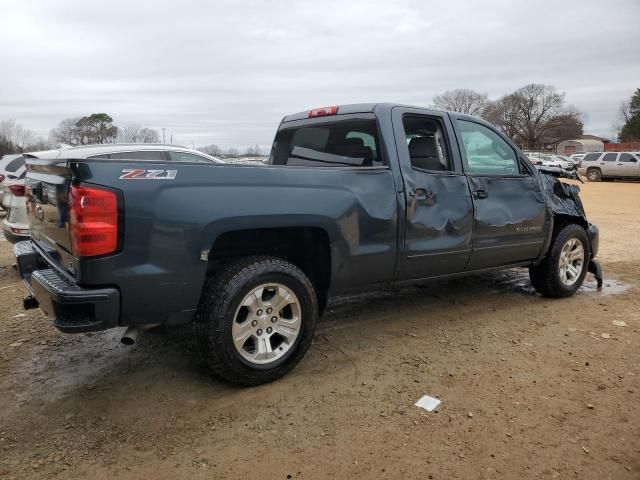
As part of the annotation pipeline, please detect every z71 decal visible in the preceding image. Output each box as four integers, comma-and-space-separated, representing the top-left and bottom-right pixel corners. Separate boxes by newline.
119, 169, 178, 180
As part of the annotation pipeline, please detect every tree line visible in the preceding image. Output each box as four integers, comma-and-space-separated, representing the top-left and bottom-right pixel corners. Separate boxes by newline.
617, 88, 640, 142
0, 113, 163, 157
3, 86, 638, 158
432, 84, 584, 149
198, 143, 263, 158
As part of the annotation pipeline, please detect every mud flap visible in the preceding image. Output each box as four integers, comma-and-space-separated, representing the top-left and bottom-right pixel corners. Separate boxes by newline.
588, 259, 603, 289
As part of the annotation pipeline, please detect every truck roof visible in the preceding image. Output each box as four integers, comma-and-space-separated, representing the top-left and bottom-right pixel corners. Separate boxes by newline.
281, 102, 454, 123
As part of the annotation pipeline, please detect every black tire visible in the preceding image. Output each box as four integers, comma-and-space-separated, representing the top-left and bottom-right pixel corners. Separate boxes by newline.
529, 224, 590, 298
195, 256, 317, 386
586, 168, 602, 182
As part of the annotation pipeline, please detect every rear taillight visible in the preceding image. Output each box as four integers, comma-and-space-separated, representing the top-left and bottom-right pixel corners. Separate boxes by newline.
308, 106, 339, 118
69, 185, 119, 257
8, 184, 25, 197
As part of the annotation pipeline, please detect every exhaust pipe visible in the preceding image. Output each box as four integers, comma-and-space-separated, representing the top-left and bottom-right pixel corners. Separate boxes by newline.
120, 324, 161, 346
23, 296, 39, 310
121, 326, 139, 346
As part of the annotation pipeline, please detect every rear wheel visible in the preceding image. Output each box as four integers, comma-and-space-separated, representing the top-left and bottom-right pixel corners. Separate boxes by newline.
586, 168, 602, 182
195, 256, 317, 386
529, 224, 589, 298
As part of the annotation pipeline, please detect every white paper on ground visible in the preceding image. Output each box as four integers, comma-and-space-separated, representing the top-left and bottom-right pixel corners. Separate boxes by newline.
415, 395, 441, 412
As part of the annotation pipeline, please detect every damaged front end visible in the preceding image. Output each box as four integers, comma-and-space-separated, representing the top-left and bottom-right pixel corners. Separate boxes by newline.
539, 172, 603, 288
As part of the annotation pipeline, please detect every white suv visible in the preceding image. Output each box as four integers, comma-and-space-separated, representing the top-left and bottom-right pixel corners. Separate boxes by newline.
578, 152, 640, 181
0, 154, 26, 208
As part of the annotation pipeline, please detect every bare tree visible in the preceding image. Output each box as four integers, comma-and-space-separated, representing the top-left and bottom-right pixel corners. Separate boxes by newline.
0, 119, 42, 154
483, 94, 522, 139
199, 144, 222, 156
511, 84, 581, 148
117, 125, 161, 143
244, 144, 262, 156
118, 124, 142, 143
138, 128, 160, 143
431, 88, 489, 116
483, 84, 582, 148
50, 117, 81, 146
226, 147, 239, 158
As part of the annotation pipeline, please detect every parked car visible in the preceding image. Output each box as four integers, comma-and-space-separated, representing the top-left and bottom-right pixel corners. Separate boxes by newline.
570, 153, 587, 163
15, 104, 602, 386
0, 154, 26, 209
3, 144, 219, 239
525, 152, 573, 170
578, 151, 640, 181
2, 177, 29, 242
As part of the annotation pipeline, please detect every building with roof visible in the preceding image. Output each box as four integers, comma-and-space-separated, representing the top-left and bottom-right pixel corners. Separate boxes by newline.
557, 135, 610, 155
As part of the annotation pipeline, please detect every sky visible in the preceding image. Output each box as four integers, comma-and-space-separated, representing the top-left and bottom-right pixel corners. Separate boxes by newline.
1, 0, 639, 149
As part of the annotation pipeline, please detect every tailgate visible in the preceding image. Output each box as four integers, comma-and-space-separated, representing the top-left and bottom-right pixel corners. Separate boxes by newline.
24, 155, 75, 273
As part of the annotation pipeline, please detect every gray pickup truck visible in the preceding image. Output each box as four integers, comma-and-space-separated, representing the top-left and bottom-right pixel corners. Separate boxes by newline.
15, 103, 602, 385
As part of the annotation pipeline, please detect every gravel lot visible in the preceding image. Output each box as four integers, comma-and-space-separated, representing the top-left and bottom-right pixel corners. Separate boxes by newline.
0, 181, 638, 479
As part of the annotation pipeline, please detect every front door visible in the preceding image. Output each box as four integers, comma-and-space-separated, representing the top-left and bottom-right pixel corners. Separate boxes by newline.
392, 108, 473, 279
453, 118, 547, 270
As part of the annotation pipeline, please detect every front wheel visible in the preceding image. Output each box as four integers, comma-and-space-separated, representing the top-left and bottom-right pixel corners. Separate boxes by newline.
195, 256, 318, 386
529, 224, 590, 298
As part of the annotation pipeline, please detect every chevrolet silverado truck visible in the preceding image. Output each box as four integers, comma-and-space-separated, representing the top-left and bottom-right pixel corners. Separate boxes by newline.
15, 103, 602, 386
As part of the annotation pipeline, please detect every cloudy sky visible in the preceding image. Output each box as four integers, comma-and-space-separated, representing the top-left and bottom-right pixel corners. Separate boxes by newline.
1, 0, 639, 149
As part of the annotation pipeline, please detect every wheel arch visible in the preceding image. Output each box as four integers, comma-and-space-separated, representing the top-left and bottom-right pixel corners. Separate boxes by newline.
201, 220, 333, 315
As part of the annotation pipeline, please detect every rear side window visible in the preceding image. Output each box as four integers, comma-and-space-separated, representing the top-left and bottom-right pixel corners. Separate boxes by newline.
402, 115, 452, 172
583, 153, 602, 161
270, 119, 384, 168
87, 151, 166, 160
168, 151, 213, 163
619, 153, 638, 162
602, 153, 617, 162
4, 156, 25, 172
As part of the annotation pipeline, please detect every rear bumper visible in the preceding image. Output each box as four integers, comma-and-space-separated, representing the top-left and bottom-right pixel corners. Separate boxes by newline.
14, 241, 120, 333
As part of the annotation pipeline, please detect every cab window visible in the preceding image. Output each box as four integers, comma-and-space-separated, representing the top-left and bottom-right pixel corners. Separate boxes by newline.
270, 119, 384, 167
457, 120, 527, 176
402, 115, 452, 172
168, 151, 214, 163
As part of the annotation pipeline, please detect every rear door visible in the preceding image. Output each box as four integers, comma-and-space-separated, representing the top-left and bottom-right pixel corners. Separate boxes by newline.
616, 152, 640, 177
600, 152, 618, 177
452, 117, 546, 270
392, 107, 473, 279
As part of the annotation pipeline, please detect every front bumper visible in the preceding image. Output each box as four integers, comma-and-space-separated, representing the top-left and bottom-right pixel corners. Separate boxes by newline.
14, 241, 120, 333
587, 223, 599, 258
586, 224, 603, 288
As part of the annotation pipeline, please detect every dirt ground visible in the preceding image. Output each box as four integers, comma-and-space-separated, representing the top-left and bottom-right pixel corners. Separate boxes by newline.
0, 181, 638, 480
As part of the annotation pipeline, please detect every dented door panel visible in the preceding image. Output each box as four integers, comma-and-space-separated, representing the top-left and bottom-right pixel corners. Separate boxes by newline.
466, 175, 546, 269
404, 174, 474, 277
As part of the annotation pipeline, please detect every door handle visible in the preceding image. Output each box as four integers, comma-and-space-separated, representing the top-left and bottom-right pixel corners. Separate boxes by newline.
472, 189, 488, 199
409, 188, 431, 201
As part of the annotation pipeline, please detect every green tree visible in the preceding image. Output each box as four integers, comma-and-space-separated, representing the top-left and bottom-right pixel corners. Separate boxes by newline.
619, 88, 640, 142
75, 113, 118, 144
50, 114, 119, 146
